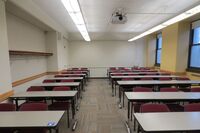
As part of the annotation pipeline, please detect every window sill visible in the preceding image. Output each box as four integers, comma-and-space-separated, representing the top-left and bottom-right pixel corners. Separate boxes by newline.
186, 68, 200, 73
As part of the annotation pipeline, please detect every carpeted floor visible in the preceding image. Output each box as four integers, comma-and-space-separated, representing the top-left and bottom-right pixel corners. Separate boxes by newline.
58, 79, 131, 133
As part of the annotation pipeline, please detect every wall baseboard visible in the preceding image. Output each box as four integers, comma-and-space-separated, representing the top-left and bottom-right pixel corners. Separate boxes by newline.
0, 90, 14, 102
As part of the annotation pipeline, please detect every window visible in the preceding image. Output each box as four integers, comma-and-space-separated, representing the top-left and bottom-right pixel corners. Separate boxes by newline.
188, 20, 200, 71
155, 33, 162, 66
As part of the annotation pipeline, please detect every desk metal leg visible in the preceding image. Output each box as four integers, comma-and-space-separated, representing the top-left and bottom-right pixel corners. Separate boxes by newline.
128, 101, 130, 119
123, 90, 125, 107
71, 98, 75, 119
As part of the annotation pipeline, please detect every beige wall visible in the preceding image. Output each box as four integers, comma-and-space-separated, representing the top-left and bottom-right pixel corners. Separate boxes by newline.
161, 23, 179, 72
69, 40, 147, 77
0, 0, 12, 94
146, 35, 156, 67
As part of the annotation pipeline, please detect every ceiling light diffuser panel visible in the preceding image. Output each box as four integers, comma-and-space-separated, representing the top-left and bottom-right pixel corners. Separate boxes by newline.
128, 4, 200, 42
61, 0, 91, 41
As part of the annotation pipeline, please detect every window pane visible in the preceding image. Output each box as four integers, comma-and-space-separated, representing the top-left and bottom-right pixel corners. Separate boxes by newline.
158, 37, 162, 49
193, 27, 200, 44
190, 45, 200, 68
156, 49, 161, 64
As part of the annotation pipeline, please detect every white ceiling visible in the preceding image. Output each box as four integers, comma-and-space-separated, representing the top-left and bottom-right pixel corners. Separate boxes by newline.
32, 0, 200, 41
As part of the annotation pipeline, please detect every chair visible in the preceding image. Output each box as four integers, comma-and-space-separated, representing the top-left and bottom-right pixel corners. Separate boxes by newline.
191, 87, 200, 92
160, 88, 184, 112
176, 77, 191, 92
184, 103, 200, 112
0, 103, 16, 111
131, 87, 153, 130
122, 78, 134, 81
27, 86, 45, 102
0, 103, 16, 133
160, 87, 178, 92
61, 72, 72, 74
81, 68, 88, 70
43, 79, 55, 83
73, 71, 82, 74
72, 68, 79, 70
136, 103, 170, 133
112, 74, 123, 76
140, 103, 170, 112
159, 77, 172, 81
60, 79, 74, 82
19, 102, 48, 111
18, 102, 48, 133
160, 73, 171, 75
55, 75, 65, 77
140, 77, 153, 80
48, 87, 71, 127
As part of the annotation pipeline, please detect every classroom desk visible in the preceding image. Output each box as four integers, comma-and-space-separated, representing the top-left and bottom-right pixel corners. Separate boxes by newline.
107, 70, 158, 77
10, 91, 78, 119
110, 75, 179, 93
62, 70, 90, 77
118, 80, 200, 107
109, 72, 168, 82
33, 82, 81, 98
46, 77, 85, 91
0, 111, 64, 133
125, 92, 200, 120
55, 74, 87, 84
134, 112, 200, 132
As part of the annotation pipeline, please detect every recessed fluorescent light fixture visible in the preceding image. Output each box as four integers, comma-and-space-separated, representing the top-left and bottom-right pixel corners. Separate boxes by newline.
61, 0, 91, 41
128, 4, 200, 42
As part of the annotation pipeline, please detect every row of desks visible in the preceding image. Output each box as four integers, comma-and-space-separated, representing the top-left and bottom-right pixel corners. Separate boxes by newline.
108, 71, 200, 132
3, 72, 89, 132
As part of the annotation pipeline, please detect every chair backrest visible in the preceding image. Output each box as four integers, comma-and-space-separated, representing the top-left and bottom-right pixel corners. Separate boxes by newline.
61, 72, 72, 74
43, 79, 55, 83
110, 67, 117, 70
128, 74, 138, 76
160, 87, 178, 92
73, 71, 82, 74
145, 73, 157, 75
140, 103, 170, 113
191, 87, 200, 92
159, 77, 172, 81
113, 74, 123, 76
140, 77, 153, 80
72, 68, 79, 70
133, 87, 152, 92
184, 103, 200, 112
55, 75, 65, 78
19, 103, 48, 111
68, 75, 81, 77
176, 77, 190, 80
122, 78, 134, 81
60, 79, 74, 82
27, 86, 45, 92
53, 86, 71, 91
0, 103, 16, 111
81, 68, 88, 70
160, 73, 171, 75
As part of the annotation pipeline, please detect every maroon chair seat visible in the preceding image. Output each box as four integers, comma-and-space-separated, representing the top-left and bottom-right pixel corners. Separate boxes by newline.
140, 103, 170, 112
160, 88, 184, 112
26, 86, 45, 102
43, 79, 56, 83
0, 103, 16, 111
18, 103, 48, 133
184, 103, 200, 112
191, 87, 200, 92
48, 87, 71, 127
60, 79, 74, 82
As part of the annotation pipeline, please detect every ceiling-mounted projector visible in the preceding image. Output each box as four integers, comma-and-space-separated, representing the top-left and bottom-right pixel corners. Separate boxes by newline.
111, 8, 127, 24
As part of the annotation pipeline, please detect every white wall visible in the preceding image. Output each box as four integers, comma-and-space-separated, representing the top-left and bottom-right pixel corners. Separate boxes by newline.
0, 0, 12, 94
7, 12, 47, 82
69, 40, 146, 77
57, 36, 69, 70
146, 35, 156, 67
